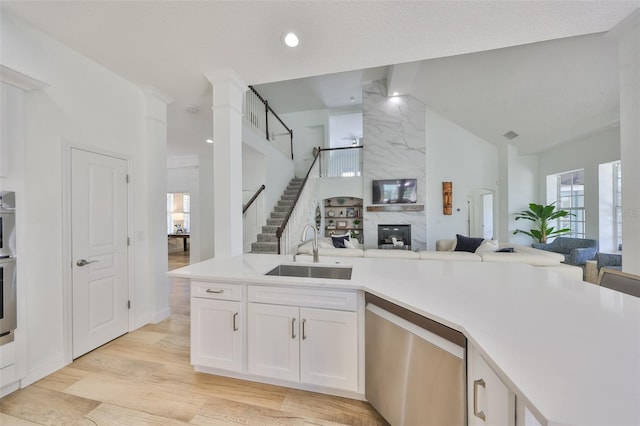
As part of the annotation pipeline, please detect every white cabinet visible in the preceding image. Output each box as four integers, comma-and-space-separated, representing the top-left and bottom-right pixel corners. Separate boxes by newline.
191, 282, 243, 372
468, 344, 515, 426
247, 285, 359, 392
247, 303, 299, 381
299, 306, 357, 390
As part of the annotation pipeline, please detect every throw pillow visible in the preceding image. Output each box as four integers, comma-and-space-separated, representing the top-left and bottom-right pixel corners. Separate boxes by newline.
475, 239, 499, 254
454, 234, 484, 253
497, 247, 514, 253
344, 238, 357, 249
331, 234, 350, 248
317, 238, 335, 249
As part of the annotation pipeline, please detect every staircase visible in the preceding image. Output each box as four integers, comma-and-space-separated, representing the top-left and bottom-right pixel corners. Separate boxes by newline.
250, 178, 304, 254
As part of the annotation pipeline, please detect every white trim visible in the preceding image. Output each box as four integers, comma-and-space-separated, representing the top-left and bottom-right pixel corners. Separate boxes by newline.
193, 364, 366, 401
152, 307, 171, 324
0, 65, 48, 91
139, 86, 174, 105
61, 141, 134, 364
19, 352, 66, 388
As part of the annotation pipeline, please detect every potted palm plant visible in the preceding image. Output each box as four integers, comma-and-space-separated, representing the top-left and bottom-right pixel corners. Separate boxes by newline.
513, 202, 573, 243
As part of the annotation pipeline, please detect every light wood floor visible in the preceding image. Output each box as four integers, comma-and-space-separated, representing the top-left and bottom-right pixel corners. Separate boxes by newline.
0, 252, 387, 425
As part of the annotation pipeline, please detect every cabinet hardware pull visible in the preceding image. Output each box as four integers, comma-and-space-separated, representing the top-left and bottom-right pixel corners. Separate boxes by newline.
206, 289, 224, 294
233, 312, 238, 331
473, 378, 486, 421
302, 318, 307, 340
291, 318, 296, 339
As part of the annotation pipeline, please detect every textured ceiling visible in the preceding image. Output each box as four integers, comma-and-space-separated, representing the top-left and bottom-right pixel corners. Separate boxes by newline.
2, 1, 638, 156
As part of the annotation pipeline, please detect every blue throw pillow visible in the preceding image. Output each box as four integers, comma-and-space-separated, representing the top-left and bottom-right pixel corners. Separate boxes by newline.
454, 234, 484, 253
331, 235, 350, 248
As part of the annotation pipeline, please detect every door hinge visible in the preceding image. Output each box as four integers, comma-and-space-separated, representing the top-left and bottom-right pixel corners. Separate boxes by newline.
127, 300, 131, 309
126, 174, 130, 183
127, 237, 131, 246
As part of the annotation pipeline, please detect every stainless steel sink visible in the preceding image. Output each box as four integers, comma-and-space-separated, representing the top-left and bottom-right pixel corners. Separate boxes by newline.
265, 264, 352, 280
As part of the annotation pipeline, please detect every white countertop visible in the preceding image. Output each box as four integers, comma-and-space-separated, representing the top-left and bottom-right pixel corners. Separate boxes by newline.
168, 254, 640, 426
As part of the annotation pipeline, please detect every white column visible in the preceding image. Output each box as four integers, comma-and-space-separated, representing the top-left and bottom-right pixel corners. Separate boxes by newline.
608, 11, 640, 275
141, 86, 173, 321
205, 70, 246, 258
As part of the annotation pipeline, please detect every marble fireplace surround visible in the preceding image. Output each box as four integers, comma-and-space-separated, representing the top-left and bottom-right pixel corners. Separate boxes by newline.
362, 79, 427, 250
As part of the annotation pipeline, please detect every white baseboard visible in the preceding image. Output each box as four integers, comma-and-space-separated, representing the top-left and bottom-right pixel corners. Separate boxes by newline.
152, 307, 171, 324
21, 352, 67, 388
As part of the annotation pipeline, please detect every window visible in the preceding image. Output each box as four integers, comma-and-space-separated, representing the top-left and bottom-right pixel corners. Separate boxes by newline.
556, 170, 585, 238
613, 162, 622, 251
598, 161, 622, 253
167, 192, 190, 234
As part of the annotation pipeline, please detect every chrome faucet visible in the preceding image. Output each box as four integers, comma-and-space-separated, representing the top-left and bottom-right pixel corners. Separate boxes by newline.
301, 223, 319, 263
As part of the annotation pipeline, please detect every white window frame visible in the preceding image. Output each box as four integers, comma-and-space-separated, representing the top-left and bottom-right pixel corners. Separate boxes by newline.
613, 162, 622, 251
554, 169, 585, 239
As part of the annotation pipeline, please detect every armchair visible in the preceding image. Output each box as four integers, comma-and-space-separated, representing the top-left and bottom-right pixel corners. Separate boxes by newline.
532, 237, 598, 266
596, 252, 622, 272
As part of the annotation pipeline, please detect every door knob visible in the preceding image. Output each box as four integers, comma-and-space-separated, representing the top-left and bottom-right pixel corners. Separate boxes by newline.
76, 259, 99, 267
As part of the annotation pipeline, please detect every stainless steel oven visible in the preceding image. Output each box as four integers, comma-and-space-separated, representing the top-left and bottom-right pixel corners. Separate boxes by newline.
0, 191, 16, 345
0, 258, 16, 344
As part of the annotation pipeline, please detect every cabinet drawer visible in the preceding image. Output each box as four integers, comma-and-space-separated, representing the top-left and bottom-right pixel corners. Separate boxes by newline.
248, 285, 357, 311
0, 342, 15, 370
192, 281, 242, 301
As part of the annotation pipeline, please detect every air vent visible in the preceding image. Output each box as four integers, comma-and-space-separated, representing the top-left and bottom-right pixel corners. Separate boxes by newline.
503, 130, 519, 140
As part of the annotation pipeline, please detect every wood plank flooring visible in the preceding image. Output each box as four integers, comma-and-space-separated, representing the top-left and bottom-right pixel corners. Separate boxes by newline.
0, 252, 387, 425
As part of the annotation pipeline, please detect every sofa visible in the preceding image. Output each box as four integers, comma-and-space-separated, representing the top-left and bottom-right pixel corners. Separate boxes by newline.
531, 237, 598, 266
296, 236, 583, 281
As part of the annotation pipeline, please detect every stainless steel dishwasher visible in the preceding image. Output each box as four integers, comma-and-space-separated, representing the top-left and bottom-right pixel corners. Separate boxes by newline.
365, 293, 466, 426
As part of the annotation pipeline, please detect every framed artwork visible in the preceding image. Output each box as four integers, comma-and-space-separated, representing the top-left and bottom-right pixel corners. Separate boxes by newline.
346, 207, 355, 217
336, 220, 348, 229
442, 181, 452, 215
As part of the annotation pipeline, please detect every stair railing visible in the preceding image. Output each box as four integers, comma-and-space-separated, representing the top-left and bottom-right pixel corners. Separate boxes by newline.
319, 146, 363, 177
245, 86, 294, 160
275, 151, 321, 254
242, 185, 266, 253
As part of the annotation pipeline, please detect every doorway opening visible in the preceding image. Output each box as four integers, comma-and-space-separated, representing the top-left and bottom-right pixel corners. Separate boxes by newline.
168, 192, 190, 271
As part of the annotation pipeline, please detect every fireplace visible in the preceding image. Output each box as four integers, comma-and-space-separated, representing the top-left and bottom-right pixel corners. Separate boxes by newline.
378, 225, 411, 250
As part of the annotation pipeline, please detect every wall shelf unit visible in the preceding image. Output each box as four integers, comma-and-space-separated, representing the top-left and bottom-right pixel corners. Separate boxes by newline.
324, 197, 363, 243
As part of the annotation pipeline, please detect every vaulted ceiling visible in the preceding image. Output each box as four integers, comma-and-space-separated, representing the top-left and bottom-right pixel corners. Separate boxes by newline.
2, 1, 638, 156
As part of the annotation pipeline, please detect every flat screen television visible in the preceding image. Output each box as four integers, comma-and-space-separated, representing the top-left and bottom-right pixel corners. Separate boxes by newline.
372, 179, 417, 204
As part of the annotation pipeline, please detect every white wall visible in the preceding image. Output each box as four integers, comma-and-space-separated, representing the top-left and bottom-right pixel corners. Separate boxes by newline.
507, 144, 539, 245
425, 109, 498, 248
167, 156, 201, 262
1, 12, 159, 386
198, 155, 214, 261
242, 123, 294, 218
279, 109, 329, 177
537, 127, 620, 241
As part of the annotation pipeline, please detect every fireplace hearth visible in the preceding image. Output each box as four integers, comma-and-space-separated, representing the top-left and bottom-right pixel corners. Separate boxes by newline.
378, 225, 411, 250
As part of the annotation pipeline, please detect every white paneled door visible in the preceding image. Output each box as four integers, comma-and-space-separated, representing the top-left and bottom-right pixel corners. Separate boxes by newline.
71, 148, 129, 358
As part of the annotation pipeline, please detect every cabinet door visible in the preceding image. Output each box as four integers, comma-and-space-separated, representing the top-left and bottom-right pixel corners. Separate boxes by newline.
468, 345, 515, 426
299, 307, 358, 391
248, 303, 299, 382
191, 298, 242, 371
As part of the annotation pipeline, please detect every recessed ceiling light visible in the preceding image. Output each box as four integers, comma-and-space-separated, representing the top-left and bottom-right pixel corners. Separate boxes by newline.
205, 139, 214, 144
283, 32, 299, 48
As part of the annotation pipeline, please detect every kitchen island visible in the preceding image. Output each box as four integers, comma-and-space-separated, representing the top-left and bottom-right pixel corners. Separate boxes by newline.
168, 254, 640, 426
